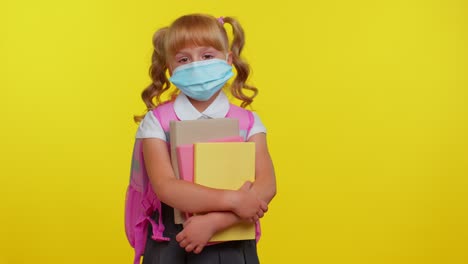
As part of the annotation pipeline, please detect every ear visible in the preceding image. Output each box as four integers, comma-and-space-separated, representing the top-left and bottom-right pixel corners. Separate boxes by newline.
167, 64, 173, 76
227, 51, 233, 65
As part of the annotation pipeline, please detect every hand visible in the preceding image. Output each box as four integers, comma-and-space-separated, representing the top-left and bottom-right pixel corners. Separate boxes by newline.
231, 181, 268, 222
176, 214, 217, 254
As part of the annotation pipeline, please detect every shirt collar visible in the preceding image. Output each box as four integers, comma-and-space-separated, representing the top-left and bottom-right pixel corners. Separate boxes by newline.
174, 92, 230, 120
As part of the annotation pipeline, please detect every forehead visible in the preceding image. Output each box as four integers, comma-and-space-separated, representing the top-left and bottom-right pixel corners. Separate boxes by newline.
165, 21, 228, 57
174, 46, 220, 55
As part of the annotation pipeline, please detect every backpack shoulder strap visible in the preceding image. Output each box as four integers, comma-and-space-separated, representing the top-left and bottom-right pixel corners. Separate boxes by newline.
152, 101, 178, 132
126, 101, 177, 264
226, 104, 254, 140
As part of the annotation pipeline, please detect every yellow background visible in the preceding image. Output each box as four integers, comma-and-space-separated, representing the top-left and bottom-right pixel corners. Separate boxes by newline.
1, 0, 467, 263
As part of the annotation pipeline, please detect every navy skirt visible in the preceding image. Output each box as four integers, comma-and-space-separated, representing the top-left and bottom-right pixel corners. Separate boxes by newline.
142, 203, 260, 264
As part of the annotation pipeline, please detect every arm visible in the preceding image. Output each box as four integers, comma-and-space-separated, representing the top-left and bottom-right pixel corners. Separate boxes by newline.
142, 138, 267, 217
176, 212, 242, 253
248, 132, 277, 204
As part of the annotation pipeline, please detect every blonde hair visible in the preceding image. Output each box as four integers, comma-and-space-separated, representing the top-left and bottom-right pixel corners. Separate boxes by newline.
134, 14, 258, 122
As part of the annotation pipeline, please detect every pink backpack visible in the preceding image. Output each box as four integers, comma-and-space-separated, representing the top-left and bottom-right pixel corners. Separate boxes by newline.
125, 101, 261, 264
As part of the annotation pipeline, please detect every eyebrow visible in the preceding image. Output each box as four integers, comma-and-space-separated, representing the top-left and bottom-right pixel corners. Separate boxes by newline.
200, 47, 217, 52
174, 52, 190, 58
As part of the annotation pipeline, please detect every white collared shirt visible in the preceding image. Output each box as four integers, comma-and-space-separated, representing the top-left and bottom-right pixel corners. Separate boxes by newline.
136, 92, 266, 141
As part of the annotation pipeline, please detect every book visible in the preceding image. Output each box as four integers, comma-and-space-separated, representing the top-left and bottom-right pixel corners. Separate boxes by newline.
194, 142, 256, 242
169, 118, 240, 224
176, 136, 244, 183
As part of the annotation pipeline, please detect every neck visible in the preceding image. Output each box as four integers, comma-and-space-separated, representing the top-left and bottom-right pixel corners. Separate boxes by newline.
187, 91, 222, 113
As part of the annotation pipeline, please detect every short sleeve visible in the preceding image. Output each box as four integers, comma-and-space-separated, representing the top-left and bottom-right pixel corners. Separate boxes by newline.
135, 111, 167, 141
247, 112, 267, 139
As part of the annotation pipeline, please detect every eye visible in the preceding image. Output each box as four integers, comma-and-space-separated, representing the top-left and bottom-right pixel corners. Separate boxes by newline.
202, 54, 215, 60
177, 57, 190, 63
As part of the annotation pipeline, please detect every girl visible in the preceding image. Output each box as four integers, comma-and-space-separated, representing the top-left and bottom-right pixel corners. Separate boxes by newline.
134, 14, 276, 264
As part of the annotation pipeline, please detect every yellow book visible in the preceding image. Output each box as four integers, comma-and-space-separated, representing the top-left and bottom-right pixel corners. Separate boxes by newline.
194, 142, 256, 242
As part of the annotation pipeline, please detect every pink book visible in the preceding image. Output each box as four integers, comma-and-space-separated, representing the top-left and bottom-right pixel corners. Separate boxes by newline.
176, 144, 195, 183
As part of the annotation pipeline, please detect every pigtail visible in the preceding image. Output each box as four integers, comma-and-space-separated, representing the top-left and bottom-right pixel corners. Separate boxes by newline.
223, 17, 258, 108
134, 27, 172, 123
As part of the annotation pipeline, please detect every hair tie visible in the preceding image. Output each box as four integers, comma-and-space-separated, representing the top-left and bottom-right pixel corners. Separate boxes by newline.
217, 16, 225, 25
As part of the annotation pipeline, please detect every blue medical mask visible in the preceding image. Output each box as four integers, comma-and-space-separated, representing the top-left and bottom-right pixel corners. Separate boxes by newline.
169, 58, 234, 101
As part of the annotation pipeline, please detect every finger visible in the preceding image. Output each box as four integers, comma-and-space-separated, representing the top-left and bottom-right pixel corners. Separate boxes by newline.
185, 243, 195, 252
240, 181, 252, 190
193, 245, 204, 254
179, 239, 188, 248
176, 232, 185, 242
257, 209, 264, 218
260, 201, 268, 212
